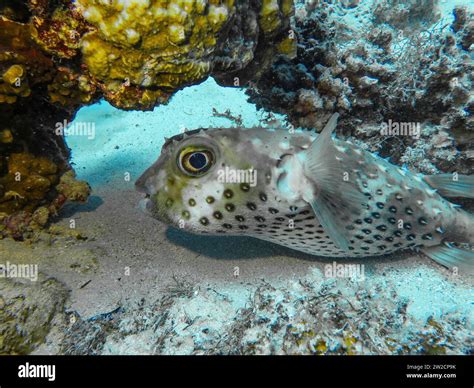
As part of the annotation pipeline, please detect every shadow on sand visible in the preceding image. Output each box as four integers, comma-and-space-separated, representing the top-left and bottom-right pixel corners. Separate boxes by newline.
166, 227, 411, 269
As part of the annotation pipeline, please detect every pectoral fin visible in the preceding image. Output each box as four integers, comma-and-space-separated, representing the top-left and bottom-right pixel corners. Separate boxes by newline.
303, 113, 367, 251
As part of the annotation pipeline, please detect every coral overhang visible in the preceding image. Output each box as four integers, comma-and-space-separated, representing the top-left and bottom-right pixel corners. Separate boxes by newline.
0, 0, 295, 237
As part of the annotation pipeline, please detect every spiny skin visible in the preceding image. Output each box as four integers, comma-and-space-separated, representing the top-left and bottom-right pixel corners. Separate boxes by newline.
136, 126, 472, 258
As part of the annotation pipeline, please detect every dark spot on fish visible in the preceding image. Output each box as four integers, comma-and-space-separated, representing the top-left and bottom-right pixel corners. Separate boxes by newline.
407, 234, 416, 241
247, 202, 257, 211
355, 235, 364, 240
299, 210, 311, 215
223, 223, 232, 229
385, 236, 394, 242
165, 198, 173, 208
377, 245, 387, 250
346, 225, 355, 230
255, 216, 265, 222
269, 208, 279, 214
200, 217, 209, 226
364, 218, 373, 224
238, 225, 248, 230
182, 211, 190, 220
419, 217, 427, 225
403, 223, 412, 230
206, 196, 215, 204
405, 207, 414, 215
235, 215, 245, 222
257, 224, 267, 228
188, 199, 196, 206
376, 225, 387, 231
224, 189, 234, 199
376, 202, 384, 209
389, 206, 397, 213
374, 234, 383, 240
276, 217, 285, 222
225, 203, 235, 212
388, 217, 396, 224
422, 233, 433, 240
213, 211, 223, 220
361, 246, 370, 251
395, 193, 403, 201
376, 189, 383, 195
259, 193, 267, 202
372, 212, 381, 219
354, 219, 363, 225
362, 229, 372, 235
394, 230, 402, 237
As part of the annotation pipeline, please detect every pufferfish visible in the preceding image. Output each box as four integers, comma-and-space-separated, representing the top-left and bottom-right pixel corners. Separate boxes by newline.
136, 114, 474, 272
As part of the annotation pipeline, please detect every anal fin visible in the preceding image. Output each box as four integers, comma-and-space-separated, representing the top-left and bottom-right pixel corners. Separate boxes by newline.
422, 244, 474, 274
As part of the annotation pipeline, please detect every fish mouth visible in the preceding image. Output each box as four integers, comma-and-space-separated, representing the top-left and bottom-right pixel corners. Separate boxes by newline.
139, 196, 153, 215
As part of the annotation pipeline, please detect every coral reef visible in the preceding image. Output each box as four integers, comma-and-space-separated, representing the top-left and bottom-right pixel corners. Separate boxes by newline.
0, 276, 68, 355
247, 0, 473, 176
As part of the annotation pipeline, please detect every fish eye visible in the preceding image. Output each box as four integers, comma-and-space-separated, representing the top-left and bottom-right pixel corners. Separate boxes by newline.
178, 147, 214, 176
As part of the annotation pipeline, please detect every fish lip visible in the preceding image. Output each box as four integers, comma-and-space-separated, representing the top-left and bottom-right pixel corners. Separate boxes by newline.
139, 197, 154, 215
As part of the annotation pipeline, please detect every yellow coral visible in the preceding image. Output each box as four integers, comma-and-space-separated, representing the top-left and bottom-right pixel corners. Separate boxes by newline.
74, 0, 236, 109
48, 68, 97, 106
0, 129, 13, 143
56, 171, 91, 203
0, 153, 59, 214
0, 64, 31, 103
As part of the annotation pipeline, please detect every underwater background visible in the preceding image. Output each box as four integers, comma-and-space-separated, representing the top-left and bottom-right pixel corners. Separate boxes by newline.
0, 0, 473, 355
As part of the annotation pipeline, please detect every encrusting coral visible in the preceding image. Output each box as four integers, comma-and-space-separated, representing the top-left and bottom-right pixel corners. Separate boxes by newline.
247, 0, 473, 177
0, 0, 295, 237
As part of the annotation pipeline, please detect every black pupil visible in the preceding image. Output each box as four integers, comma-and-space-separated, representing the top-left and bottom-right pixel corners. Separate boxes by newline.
189, 152, 207, 170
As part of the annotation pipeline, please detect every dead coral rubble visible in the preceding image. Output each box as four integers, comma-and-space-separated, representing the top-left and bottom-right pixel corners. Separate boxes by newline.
0, 0, 295, 235
247, 0, 473, 175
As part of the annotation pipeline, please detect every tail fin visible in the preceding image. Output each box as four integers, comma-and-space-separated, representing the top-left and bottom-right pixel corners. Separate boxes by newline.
423, 174, 474, 198
422, 244, 474, 274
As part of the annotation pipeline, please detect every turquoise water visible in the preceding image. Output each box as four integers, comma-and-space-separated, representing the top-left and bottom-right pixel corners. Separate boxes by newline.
68, 78, 284, 188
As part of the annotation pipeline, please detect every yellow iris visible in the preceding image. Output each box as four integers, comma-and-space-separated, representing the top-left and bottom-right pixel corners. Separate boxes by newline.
178, 146, 214, 176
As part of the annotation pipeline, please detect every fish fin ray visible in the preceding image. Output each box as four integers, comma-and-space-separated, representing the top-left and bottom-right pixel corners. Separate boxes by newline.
423, 174, 474, 198
422, 245, 474, 274
303, 113, 366, 251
